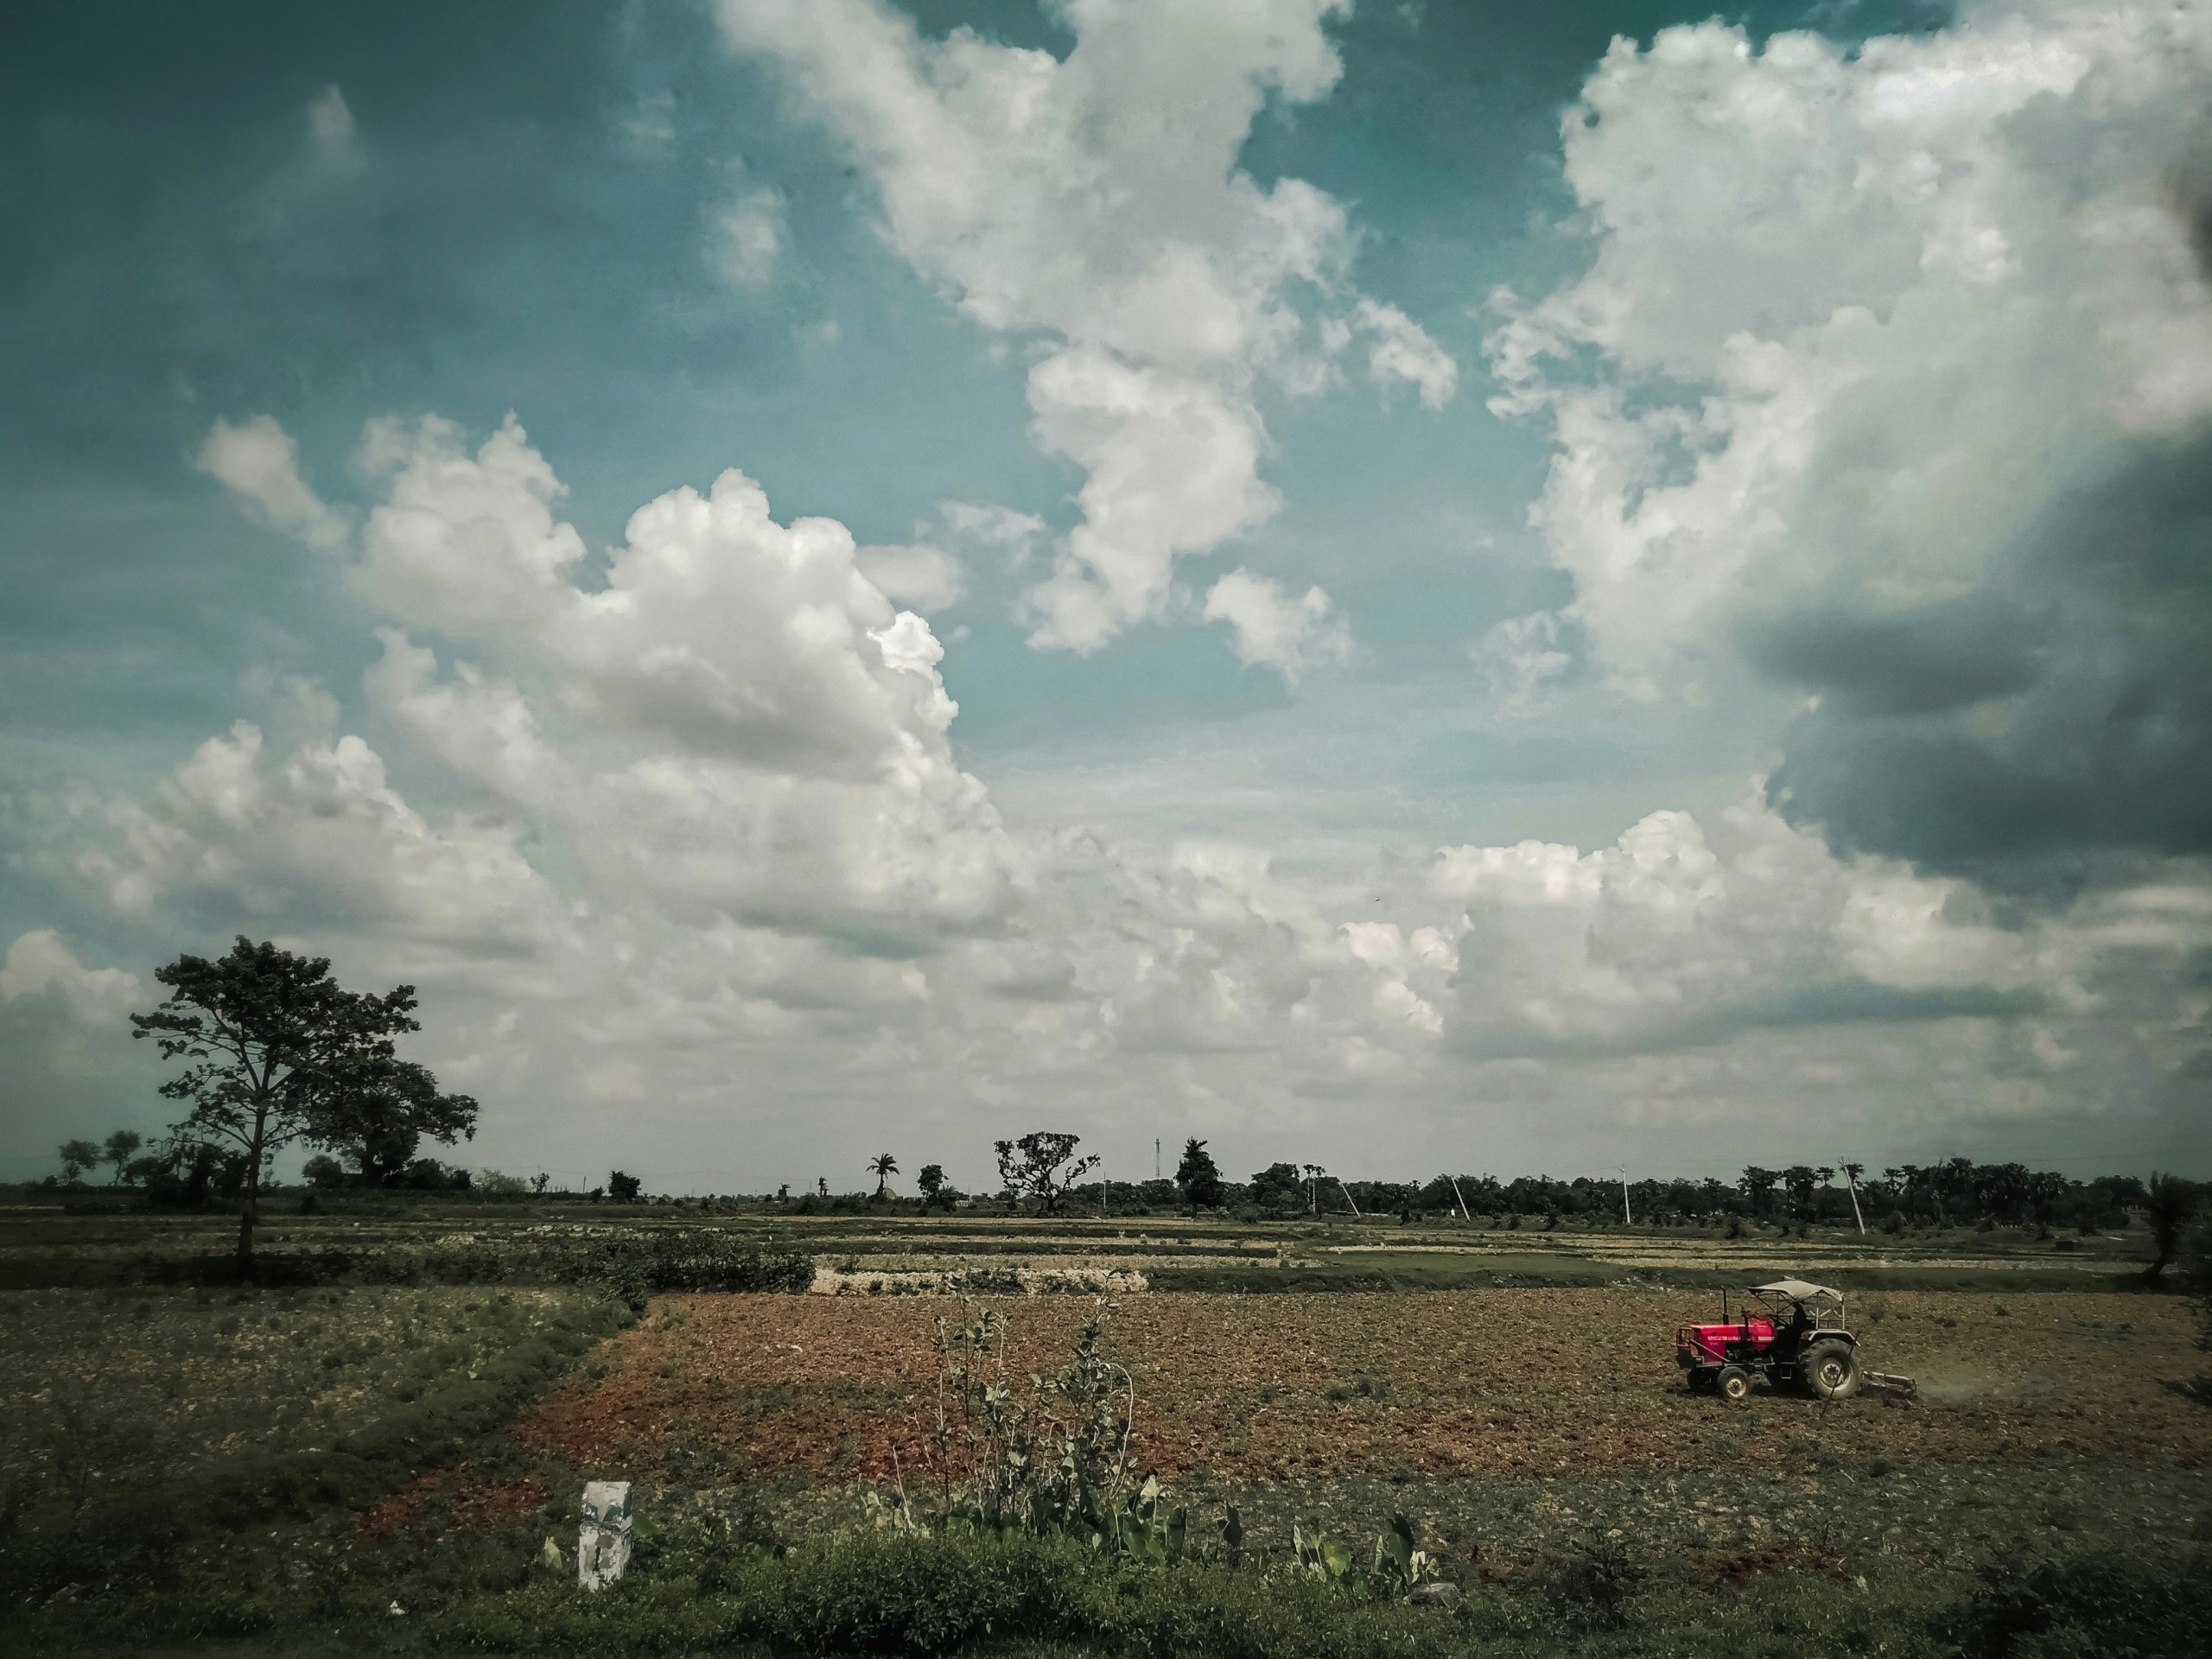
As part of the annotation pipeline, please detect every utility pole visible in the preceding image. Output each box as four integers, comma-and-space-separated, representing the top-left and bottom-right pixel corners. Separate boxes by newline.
1619, 1163, 1632, 1226
1841, 1161, 1866, 1235
1446, 1173, 1470, 1220
1336, 1177, 1363, 1218
1154, 1138, 1160, 1182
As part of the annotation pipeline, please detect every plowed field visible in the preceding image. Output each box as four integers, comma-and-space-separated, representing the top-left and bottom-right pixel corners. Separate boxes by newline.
514, 1290, 2204, 1483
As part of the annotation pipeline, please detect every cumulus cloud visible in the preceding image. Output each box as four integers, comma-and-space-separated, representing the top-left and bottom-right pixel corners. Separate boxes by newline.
194, 416, 349, 551
1765, 435, 2212, 884
718, 0, 1452, 658
1490, 0, 2212, 699
1471, 609, 1572, 710
855, 543, 963, 612
1427, 786, 2209, 1084
1356, 298, 1458, 410
1487, 0, 2212, 901
0, 931, 140, 1022
1203, 567, 1348, 681
118, 407, 2207, 1180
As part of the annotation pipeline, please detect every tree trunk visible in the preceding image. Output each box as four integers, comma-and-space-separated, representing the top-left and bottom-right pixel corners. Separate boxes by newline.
237, 1099, 267, 1270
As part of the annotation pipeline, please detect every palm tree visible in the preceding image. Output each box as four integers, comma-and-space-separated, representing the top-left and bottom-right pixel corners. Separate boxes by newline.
868, 1153, 899, 1200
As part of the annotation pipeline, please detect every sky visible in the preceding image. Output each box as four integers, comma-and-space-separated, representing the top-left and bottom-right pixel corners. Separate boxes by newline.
2, 0, 2207, 1195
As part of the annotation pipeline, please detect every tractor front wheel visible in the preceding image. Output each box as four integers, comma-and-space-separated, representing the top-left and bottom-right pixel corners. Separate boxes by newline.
1716, 1363, 1751, 1403
1802, 1341, 1862, 1401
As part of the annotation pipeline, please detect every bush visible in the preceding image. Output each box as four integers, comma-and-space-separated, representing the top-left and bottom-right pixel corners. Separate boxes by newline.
440, 1534, 1471, 1659
1537, 1530, 1643, 1627
1942, 1554, 2212, 1658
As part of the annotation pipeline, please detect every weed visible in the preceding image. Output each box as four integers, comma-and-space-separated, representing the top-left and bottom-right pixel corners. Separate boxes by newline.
1324, 1373, 1391, 1405
739, 1382, 800, 1414
1539, 1529, 1645, 1627
1943, 1554, 2212, 1658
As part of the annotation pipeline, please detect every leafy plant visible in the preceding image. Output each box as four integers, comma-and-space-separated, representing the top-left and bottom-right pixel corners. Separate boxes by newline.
1540, 1529, 1643, 1626
1370, 1513, 1433, 1596
879, 1298, 1183, 1561
1290, 1522, 1354, 1585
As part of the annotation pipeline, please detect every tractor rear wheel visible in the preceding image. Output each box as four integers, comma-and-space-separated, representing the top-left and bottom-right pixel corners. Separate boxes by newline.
1716, 1363, 1751, 1402
1802, 1341, 1862, 1400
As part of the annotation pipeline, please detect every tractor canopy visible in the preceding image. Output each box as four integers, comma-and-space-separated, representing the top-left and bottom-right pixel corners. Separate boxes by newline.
1751, 1278, 1840, 1301
1747, 1278, 1847, 1331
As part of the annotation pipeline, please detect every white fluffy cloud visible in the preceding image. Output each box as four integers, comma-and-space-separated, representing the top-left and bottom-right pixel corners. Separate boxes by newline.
719, 0, 1451, 659
855, 543, 963, 612
85, 397, 2212, 1182
1487, 0, 2212, 695
194, 416, 349, 552
1203, 567, 1348, 680
0, 931, 140, 1023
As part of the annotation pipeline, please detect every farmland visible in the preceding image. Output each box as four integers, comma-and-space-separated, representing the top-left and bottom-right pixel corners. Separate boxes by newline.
1, 1196, 2206, 1656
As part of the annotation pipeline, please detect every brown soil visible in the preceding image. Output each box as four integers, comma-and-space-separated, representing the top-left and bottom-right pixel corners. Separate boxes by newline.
359, 1466, 548, 1536
511, 1290, 2205, 1484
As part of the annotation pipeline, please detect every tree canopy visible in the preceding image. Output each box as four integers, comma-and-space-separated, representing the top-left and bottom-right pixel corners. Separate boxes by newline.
995, 1132, 1098, 1214
1175, 1138, 1224, 1211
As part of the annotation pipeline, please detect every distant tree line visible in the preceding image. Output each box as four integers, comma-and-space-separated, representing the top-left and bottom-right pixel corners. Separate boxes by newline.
37, 950, 2200, 1276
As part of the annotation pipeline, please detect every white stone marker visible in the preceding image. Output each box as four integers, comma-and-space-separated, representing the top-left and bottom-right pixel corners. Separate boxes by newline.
578, 1480, 633, 1592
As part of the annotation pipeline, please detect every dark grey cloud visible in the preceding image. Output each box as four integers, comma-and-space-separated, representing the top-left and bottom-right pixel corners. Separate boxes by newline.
1763, 433, 2212, 891
1452, 980, 2042, 1062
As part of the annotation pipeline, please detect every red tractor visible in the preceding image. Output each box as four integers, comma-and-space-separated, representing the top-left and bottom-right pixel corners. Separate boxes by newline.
1676, 1277, 1906, 1402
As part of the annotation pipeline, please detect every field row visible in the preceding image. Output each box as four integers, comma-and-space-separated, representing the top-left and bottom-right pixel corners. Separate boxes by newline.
514, 1288, 2206, 1484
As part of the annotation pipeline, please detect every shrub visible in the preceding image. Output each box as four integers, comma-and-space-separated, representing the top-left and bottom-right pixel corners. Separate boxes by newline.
1942, 1554, 2212, 1658
438, 1534, 1470, 1659
1538, 1530, 1643, 1627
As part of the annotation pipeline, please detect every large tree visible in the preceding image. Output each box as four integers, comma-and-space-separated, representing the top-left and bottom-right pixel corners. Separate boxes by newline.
131, 937, 478, 1264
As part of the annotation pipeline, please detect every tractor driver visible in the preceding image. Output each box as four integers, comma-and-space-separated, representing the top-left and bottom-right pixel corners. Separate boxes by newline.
1779, 1297, 1813, 1357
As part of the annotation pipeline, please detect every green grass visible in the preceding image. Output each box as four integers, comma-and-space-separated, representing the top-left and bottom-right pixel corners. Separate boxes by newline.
17, 1525, 2209, 1658
0, 1284, 633, 1609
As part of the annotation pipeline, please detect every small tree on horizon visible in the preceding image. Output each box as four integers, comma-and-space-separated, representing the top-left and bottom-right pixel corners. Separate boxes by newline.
57, 1139, 101, 1185
917, 1163, 948, 1206
607, 1170, 642, 1203
868, 1153, 899, 1199
995, 1132, 1099, 1215
1175, 1138, 1224, 1213
131, 937, 476, 1265
103, 1130, 143, 1184
2145, 1171, 2199, 1281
